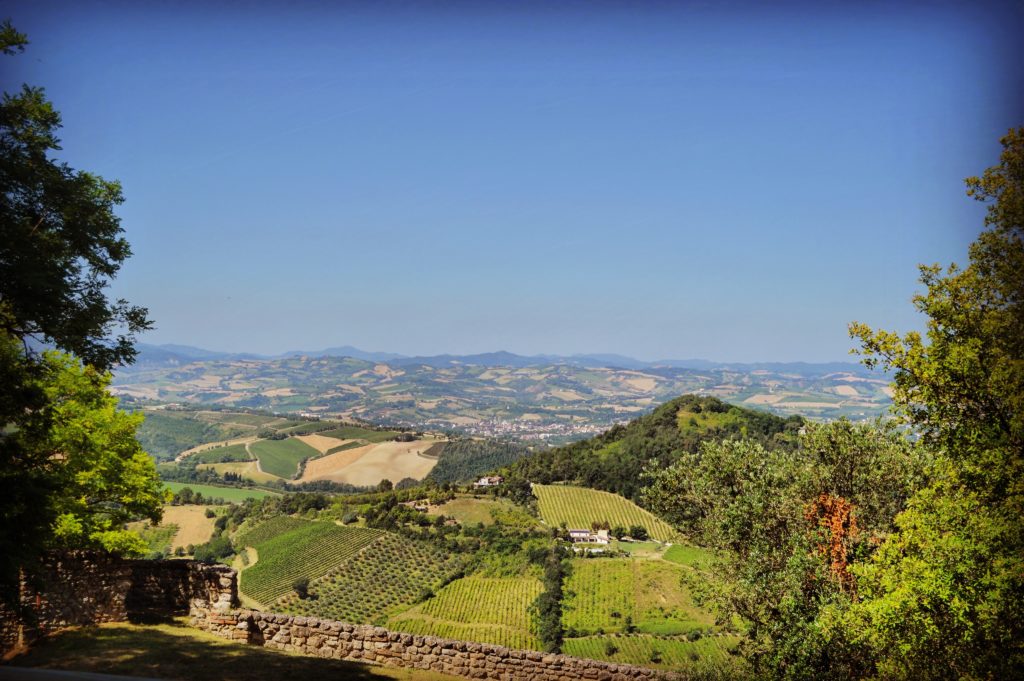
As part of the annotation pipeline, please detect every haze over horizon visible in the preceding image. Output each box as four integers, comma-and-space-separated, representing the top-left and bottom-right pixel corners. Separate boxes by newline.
4, 0, 1022, 363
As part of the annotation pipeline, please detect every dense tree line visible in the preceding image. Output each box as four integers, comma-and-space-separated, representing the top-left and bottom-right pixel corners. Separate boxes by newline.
0, 23, 163, 593
504, 395, 802, 502
426, 438, 533, 484
643, 130, 1024, 680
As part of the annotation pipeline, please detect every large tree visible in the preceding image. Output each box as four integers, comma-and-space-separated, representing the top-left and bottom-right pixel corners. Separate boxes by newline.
0, 22, 162, 593
844, 128, 1024, 679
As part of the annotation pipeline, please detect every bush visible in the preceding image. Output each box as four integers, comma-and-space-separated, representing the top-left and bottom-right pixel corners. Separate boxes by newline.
293, 576, 310, 599
604, 641, 618, 656
204, 508, 216, 518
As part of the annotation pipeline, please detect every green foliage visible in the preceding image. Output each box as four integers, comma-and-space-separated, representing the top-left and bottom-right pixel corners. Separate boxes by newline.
643, 421, 923, 679
135, 413, 249, 462
506, 395, 801, 502
0, 32, 150, 370
531, 545, 570, 653
426, 438, 531, 484
0, 27, 157, 594
842, 128, 1024, 680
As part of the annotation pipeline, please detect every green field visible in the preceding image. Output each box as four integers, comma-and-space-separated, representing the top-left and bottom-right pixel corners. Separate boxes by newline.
663, 543, 715, 569
320, 426, 400, 443
429, 497, 536, 527
191, 443, 253, 464
280, 532, 465, 624
239, 521, 383, 604
249, 438, 319, 478
563, 634, 743, 671
563, 559, 715, 636
532, 484, 676, 541
163, 481, 278, 502
389, 576, 543, 651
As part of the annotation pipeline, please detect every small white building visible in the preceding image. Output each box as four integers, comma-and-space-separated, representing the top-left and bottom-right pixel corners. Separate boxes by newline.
473, 475, 504, 488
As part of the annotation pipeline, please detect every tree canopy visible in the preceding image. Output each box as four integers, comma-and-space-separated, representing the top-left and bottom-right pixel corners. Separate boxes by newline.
0, 20, 151, 371
0, 23, 163, 593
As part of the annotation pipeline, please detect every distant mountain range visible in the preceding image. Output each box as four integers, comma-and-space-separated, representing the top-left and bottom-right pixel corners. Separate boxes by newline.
133, 343, 871, 377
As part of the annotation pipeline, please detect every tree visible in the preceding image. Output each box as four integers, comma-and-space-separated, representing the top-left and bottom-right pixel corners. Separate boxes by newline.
844, 128, 1024, 679
642, 421, 924, 679
0, 23, 162, 593
0, 22, 151, 370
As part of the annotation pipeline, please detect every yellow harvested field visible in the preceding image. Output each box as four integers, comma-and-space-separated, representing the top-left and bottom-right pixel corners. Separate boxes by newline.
298, 443, 375, 482
551, 389, 585, 402
262, 387, 296, 397
744, 394, 785, 405
198, 460, 280, 484
160, 505, 220, 549
300, 440, 439, 486
297, 433, 353, 454
623, 376, 657, 392
833, 385, 859, 397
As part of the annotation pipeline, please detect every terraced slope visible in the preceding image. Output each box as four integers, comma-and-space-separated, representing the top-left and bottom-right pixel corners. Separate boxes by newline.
388, 576, 543, 650
239, 520, 382, 604
278, 532, 464, 624
532, 484, 676, 541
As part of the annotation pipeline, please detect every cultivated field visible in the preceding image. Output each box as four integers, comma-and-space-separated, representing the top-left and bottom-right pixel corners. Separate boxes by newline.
159, 505, 220, 549
389, 576, 543, 651
563, 559, 713, 636
563, 635, 743, 671
532, 485, 676, 542
298, 440, 440, 486
197, 460, 279, 484
238, 520, 382, 605
279, 532, 465, 624
163, 481, 278, 502
249, 438, 319, 478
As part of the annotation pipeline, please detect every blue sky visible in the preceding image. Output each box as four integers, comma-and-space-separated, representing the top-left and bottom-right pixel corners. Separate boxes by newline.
3, 0, 1021, 361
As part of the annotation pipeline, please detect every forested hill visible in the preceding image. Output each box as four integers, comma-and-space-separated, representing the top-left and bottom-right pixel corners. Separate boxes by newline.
504, 394, 804, 501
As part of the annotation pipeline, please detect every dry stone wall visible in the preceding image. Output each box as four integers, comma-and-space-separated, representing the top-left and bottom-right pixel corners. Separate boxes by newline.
0, 551, 235, 657
192, 607, 682, 681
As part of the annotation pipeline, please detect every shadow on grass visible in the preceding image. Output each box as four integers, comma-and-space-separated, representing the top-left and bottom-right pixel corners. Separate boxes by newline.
4, 619, 445, 681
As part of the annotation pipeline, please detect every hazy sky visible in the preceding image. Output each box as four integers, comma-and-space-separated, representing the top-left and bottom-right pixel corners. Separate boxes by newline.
3, 0, 1022, 361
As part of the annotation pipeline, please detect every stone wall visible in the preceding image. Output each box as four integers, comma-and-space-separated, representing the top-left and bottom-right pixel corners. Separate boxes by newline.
0, 551, 236, 657
192, 607, 682, 681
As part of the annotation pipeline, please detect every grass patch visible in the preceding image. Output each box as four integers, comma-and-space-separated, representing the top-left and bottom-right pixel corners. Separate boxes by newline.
7, 618, 462, 680
563, 634, 745, 672
250, 438, 319, 478
663, 543, 715, 569
163, 481, 278, 502
563, 558, 716, 636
